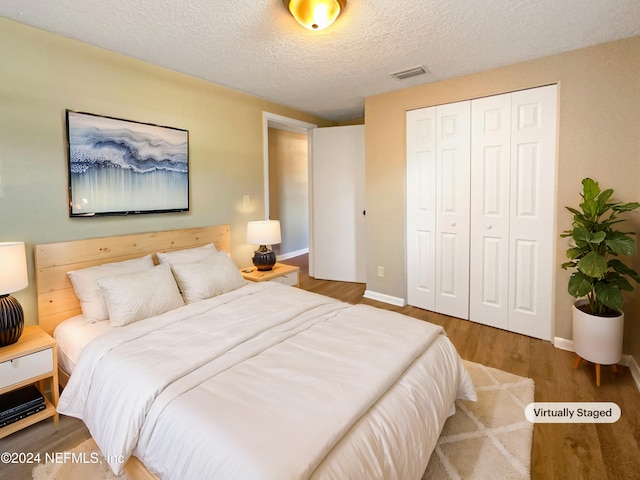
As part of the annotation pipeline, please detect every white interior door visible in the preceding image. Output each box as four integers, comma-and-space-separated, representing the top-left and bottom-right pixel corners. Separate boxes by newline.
406, 107, 437, 310
406, 86, 556, 340
469, 93, 512, 329
435, 101, 471, 319
507, 85, 557, 340
406, 101, 471, 319
311, 125, 366, 283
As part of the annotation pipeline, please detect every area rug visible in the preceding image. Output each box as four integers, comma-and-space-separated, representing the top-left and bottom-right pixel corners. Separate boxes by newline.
32, 438, 129, 480
33, 361, 533, 480
423, 360, 535, 479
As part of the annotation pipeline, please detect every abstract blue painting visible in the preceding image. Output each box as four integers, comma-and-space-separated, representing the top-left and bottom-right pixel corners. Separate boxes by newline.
66, 110, 189, 216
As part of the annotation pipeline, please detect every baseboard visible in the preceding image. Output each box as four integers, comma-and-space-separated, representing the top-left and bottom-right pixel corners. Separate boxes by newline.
620, 354, 640, 392
554, 337, 574, 352
276, 248, 309, 261
554, 336, 640, 393
363, 290, 406, 307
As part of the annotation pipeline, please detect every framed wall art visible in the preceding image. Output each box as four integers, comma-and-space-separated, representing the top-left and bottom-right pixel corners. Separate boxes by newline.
66, 110, 189, 216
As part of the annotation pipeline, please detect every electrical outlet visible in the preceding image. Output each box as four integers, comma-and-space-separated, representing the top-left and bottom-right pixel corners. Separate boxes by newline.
243, 195, 250, 207
377, 266, 384, 277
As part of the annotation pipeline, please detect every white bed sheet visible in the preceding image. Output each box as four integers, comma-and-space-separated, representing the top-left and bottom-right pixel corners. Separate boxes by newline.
57, 282, 476, 479
53, 314, 111, 374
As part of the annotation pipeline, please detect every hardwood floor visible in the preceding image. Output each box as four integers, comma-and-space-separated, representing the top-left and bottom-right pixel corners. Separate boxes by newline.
285, 255, 640, 480
1, 413, 91, 479
2, 254, 639, 480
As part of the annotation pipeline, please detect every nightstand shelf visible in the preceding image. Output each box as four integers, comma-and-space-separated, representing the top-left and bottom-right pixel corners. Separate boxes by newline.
240, 263, 300, 287
0, 326, 59, 439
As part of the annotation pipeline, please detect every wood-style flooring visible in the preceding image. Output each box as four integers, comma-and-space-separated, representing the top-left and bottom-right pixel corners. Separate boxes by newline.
286, 255, 640, 480
2, 255, 639, 480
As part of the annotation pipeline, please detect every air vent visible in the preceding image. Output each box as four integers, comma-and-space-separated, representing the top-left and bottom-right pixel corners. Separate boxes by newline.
391, 66, 428, 80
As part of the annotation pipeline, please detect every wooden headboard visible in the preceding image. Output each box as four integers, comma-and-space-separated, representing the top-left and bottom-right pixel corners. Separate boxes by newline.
34, 225, 230, 335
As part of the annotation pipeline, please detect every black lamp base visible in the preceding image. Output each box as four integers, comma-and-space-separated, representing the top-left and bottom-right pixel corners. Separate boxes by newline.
0, 294, 24, 347
252, 245, 276, 271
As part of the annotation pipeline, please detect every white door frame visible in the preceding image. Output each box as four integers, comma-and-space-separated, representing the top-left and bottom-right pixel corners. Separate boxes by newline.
262, 112, 317, 273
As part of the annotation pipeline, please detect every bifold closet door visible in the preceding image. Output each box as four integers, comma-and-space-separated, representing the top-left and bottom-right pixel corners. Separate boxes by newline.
507, 85, 557, 340
469, 85, 557, 340
406, 101, 470, 319
469, 93, 512, 330
406, 107, 437, 311
434, 101, 471, 319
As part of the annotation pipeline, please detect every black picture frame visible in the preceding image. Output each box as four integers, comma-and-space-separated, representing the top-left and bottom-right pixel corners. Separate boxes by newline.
66, 110, 189, 217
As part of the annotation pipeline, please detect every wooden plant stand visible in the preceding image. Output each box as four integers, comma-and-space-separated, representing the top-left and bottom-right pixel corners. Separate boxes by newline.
574, 355, 618, 387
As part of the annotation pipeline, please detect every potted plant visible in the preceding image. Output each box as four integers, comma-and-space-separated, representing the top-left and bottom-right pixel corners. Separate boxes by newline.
561, 178, 640, 367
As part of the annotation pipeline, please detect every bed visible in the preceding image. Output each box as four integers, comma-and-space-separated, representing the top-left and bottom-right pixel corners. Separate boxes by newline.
35, 225, 476, 480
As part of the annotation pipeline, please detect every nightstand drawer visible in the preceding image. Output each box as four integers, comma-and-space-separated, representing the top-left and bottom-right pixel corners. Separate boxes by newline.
0, 348, 54, 389
271, 271, 299, 287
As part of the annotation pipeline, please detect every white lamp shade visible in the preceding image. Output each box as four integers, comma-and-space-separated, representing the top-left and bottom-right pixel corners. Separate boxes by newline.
0, 242, 28, 294
247, 220, 281, 246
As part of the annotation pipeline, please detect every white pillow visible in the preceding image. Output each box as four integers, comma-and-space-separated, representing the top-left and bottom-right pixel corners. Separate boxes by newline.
170, 251, 246, 304
96, 264, 185, 327
157, 243, 217, 265
67, 255, 155, 323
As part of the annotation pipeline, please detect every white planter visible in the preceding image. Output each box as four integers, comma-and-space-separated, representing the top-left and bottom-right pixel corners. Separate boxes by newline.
572, 300, 624, 365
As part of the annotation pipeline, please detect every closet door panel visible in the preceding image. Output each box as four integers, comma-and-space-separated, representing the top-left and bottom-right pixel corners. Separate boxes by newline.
513, 239, 537, 313
435, 101, 470, 319
508, 85, 557, 340
470, 93, 511, 329
406, 108, 437, 311
406, 86, 556, 341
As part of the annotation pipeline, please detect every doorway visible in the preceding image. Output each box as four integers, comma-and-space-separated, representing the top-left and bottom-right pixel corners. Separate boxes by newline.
262, 112, 317, 273
263, 113, 366, 283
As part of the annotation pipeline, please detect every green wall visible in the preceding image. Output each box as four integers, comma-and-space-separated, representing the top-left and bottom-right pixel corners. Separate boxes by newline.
0, 17, 332, 325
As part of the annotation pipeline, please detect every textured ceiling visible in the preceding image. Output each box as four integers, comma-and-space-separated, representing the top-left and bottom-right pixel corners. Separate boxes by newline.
1, 0, 639, 121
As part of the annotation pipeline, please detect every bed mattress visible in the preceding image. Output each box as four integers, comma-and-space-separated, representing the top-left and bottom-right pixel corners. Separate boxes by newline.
54, 314, 111, 374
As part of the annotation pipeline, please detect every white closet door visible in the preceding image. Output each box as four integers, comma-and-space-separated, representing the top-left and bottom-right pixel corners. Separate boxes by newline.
406, 108, 437, 311
407, 86, 555, 340
508, 85, 557, 340
435, 101, 471, 319
469, 93, 512, 329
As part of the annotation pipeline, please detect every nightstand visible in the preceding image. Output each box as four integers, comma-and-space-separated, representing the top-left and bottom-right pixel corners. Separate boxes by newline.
0, 325, 59, 439
240, 263, 300, 287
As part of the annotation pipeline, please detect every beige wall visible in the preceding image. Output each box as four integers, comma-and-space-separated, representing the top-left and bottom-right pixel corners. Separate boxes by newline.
268, 128, 309, 256
365, 36, 640, 359
0, 18, 333, 326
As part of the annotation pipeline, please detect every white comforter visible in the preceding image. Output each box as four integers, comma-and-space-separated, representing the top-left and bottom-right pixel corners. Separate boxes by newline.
58, 282, 475, 479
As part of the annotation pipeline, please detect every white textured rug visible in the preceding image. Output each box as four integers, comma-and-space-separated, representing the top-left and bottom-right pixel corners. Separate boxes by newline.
423, 360, 535, 479
32, 361, 533, 480
32, 438, 128, 480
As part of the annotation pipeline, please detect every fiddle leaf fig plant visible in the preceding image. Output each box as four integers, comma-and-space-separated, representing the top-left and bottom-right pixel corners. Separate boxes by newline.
561, 178, 640, 316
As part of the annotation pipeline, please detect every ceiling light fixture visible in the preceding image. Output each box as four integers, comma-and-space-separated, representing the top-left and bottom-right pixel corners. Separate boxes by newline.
283, 0, 346, 31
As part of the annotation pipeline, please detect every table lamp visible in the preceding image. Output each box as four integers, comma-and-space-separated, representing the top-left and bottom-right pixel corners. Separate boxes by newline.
247, 220, 281, 271
0, 242, 29, 347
